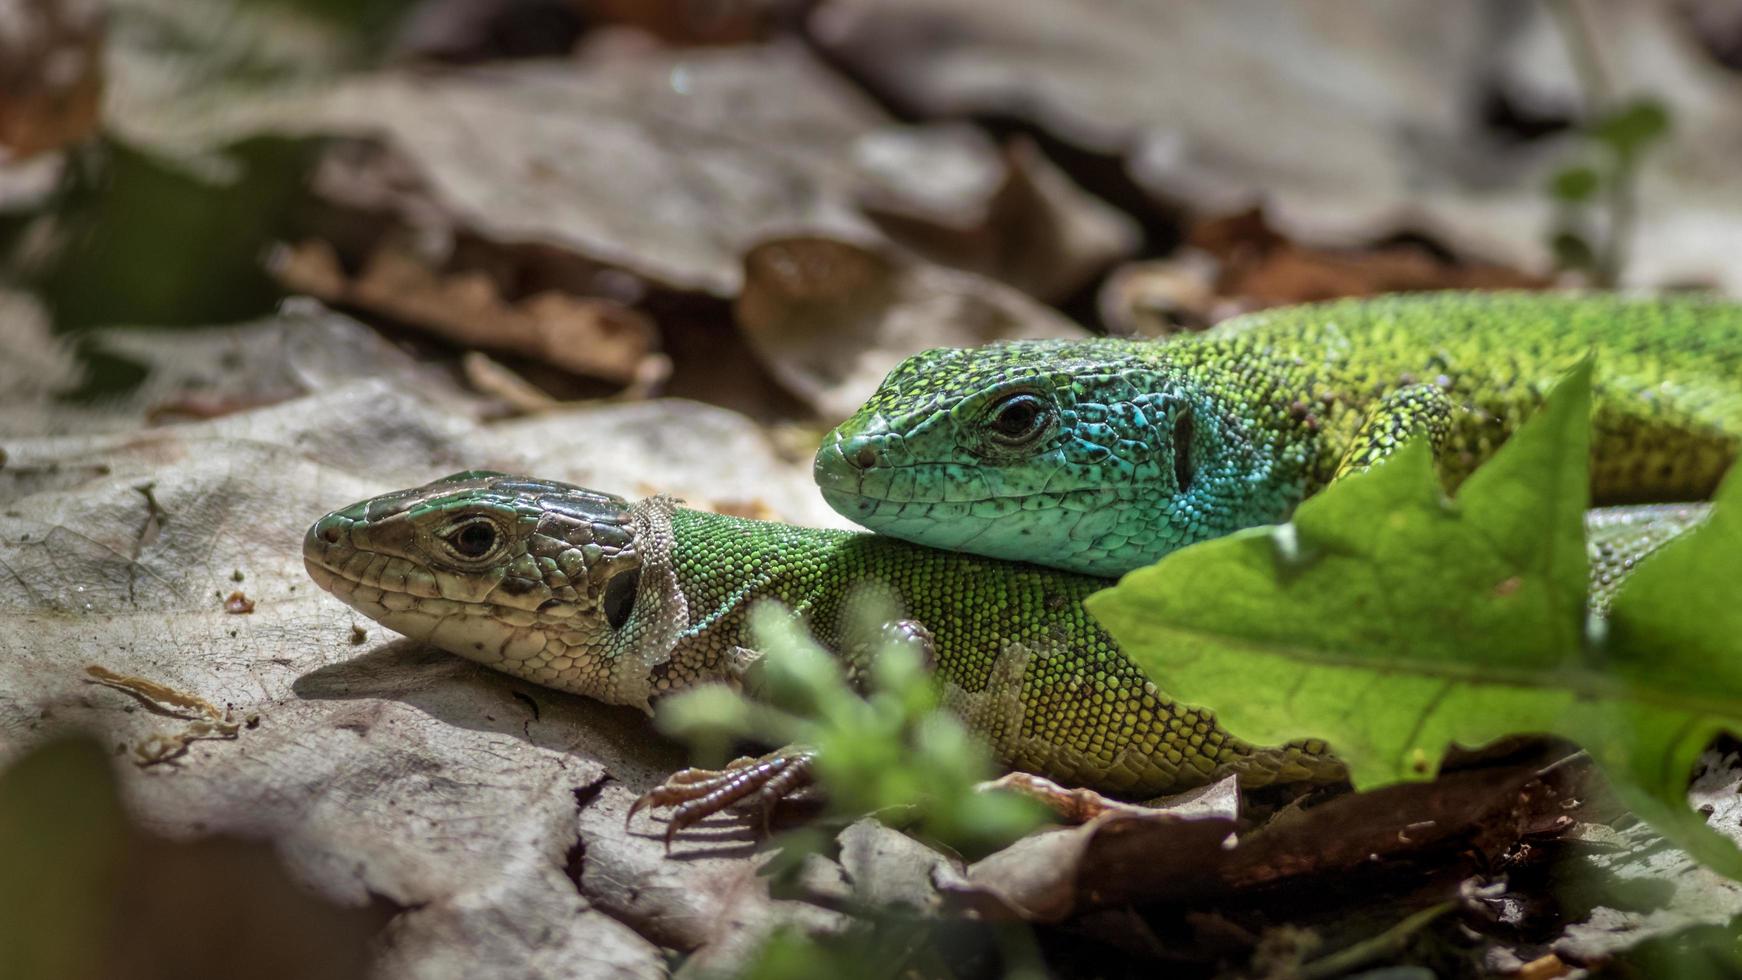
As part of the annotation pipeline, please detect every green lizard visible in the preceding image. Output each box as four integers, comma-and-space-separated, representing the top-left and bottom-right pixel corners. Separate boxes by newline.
304, 472, 1704, 833
816, 292, 1742, 576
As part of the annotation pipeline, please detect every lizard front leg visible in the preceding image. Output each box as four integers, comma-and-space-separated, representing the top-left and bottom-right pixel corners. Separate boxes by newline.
1332, 382, 1455, 481
629, 749, 818, 848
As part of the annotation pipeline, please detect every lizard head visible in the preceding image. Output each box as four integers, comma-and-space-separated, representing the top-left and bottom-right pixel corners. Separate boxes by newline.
815, 339, 1268, 576
304, 472, 682, 706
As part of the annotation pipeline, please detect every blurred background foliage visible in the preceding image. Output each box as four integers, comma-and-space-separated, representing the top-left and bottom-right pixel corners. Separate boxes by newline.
7, 1, 1742, 978
8, 0, 1734, 414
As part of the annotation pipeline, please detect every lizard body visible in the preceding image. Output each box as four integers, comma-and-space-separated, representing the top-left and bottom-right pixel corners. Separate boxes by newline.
817, 292, 1742, 576
305, 473, 1702, 798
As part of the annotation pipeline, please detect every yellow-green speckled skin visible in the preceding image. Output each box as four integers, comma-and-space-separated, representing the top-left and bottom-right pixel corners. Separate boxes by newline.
305, 474, 1704, 798
657, 506, 1340, 795
818, 292, 1742, 576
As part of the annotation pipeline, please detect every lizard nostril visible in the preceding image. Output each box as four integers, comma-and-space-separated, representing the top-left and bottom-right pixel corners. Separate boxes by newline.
854, 446, 878, 470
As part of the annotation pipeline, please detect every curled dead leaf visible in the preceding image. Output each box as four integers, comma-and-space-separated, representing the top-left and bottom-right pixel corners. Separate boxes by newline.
83, 666, 241, 766
276, 238, 668, 389
0, 0, 104, 160
855, 126, 1138, 300
736, 236, 1087, 419
942, 763, 1585, 923
1101, 209, 1547, 336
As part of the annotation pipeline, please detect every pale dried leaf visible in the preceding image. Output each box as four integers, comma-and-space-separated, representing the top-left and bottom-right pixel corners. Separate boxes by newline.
573, 780, 847, 971
0, 288, 82, 420
814, 0, 1742, 294
837, 817, 958, 914
492, 396, 851, 529
0, 310, 848, 977
0, 301, 485, 438
735, 237, 1088, 420
854, 125, 1139, 299
813, 1, 1526, 251
0, 0, 104, 160
1548, 750, 1742, 966
276, 238, 666, 386
111, 39, 1131, 302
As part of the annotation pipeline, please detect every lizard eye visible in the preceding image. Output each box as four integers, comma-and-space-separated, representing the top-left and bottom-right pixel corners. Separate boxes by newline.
983, 392, 1053, 447
441, 518, 501, 560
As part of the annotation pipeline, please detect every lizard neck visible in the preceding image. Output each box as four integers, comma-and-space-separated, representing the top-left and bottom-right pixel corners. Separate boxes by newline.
637, 505, 856, 696
1124, 336, 1327, 538
1169, 324, 1357, 494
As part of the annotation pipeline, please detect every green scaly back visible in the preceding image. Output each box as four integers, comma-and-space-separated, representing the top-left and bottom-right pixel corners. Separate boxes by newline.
306, 474, 1702, 799
817, 292, 1742, 576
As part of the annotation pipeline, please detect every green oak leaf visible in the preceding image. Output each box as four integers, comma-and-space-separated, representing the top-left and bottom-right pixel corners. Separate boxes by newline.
1086, 360, 1742, 877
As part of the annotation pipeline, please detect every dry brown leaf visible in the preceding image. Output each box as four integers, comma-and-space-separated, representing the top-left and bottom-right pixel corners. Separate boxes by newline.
813, 0, 1742, 294
0, 309, 853, 978
1102, 209, 1548, 336
115, 39, 1130, 305
735, 236, 1088, 420
1517, 953, 1570, 979
1189, 209, 1546, 305
276, 238, 667, 387
0, 0, 105, 160
855, 125, 1139, 300
943, 763, 1584, 923
1, 300, 485, 437
580, 0, 779, 46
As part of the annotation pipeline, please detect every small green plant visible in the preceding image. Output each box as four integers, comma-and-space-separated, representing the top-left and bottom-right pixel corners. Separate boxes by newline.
656, 598, 1047, 855
1544, 0, 1673, 285
727, 921, 1047, 980
658, 602, 1052, 979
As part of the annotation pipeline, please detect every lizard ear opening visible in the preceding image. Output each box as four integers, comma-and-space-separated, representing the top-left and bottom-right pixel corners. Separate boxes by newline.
603, 567, 640, 631
1173, 407, 1195, 493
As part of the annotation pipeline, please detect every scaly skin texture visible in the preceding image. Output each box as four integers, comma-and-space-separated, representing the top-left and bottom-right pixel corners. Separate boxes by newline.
1585, 502, 1711, 613
305, 473, 1704, 798
817, 292, 1742, 576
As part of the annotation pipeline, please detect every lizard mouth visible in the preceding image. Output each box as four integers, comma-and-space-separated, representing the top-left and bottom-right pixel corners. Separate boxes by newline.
303, 554, 429, 611
812, 442, 863, 492
818, 478, 1135, 509
302, 514, 472, 623
814, 441, 1161, 508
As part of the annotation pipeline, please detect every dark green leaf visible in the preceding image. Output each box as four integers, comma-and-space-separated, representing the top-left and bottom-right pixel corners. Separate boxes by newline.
1088, 362, 1742, 878
1591, 99, 1672, 158
1551, 165, 1601, 203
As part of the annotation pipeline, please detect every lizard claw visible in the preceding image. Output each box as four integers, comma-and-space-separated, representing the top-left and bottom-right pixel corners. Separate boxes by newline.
629, 750, 817, 849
